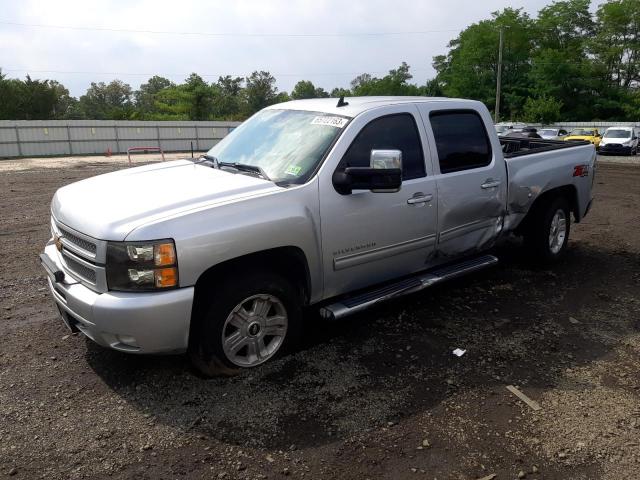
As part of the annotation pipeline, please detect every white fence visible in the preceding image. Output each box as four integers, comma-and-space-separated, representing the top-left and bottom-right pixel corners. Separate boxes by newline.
0, 120, 241, 158
554, 122, 640, 133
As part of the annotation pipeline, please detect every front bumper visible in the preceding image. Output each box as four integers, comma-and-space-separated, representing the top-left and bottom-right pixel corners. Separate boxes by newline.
41, 243, 194, 354
599, 144, 633, 155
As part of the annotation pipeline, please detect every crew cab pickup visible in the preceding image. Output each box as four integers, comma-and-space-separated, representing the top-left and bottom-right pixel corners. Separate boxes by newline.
40, 97, 596, 376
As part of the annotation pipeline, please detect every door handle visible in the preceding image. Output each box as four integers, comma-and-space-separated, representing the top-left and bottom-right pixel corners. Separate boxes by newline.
407, 193, 433, 205
481, 180, 501, 189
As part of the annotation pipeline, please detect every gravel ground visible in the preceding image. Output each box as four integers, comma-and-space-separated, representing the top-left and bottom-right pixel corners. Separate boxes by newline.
0, 155, 639, 480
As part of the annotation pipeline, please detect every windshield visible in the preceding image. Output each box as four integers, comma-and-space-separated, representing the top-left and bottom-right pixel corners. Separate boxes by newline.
206, 109, 348, 184
495, 125, 509, 134
570, 129, 595, 136
539, 129, 558, 136
604, 129, 632, 139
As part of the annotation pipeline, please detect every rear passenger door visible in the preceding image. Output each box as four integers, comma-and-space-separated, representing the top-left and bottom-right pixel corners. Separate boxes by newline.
417, 106, 507, 257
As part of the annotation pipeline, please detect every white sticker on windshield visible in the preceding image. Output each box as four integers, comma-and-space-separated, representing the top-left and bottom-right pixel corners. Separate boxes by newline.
311, 116, 349, 128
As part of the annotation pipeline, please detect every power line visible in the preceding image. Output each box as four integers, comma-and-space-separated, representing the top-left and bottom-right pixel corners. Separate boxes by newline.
0, 20, 460, 37
2, 67, 433, 78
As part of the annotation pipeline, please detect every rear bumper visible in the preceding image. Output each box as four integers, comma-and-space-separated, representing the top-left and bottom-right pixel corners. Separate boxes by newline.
41, 243, 194, 354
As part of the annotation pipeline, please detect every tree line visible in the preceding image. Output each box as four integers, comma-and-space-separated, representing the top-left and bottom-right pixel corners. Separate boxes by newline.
1, 0, 639, 123
0, 64, 435, 122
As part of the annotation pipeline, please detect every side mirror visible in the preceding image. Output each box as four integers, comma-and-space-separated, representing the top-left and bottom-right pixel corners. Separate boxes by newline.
370, 149, 402, 192
332, 149, 403, 195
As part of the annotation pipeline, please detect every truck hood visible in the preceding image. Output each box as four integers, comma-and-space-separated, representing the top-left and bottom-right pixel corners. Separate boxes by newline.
565, 135, 597, 141
601, 137, 631, 145
52, 159, 281, 240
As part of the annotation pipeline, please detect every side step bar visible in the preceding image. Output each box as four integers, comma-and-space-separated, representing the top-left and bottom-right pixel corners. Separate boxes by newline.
319, 254, 498, 321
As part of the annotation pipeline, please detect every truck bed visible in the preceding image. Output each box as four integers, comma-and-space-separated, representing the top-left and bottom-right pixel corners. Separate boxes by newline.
501, 137, 590, 158
502, 137, 596, 231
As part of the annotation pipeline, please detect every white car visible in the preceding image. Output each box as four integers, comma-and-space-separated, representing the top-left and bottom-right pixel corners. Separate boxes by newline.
539, 128, 569, 140
599, 127, 638, 156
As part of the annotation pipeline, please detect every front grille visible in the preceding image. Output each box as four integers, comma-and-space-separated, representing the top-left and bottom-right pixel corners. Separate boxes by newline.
62, 250, 97, 283
59, 227, 97, 254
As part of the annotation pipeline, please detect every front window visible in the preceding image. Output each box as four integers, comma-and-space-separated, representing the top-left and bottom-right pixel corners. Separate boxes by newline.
206, 109, 348, 184
604, 129, 632, 139
570, 129, 595, 136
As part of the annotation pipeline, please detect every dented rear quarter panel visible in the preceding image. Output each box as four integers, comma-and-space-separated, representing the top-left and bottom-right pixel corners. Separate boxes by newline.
504, 143, 596, 230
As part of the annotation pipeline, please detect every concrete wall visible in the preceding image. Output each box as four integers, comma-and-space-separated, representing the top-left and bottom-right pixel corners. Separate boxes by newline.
0, 120, 241, 158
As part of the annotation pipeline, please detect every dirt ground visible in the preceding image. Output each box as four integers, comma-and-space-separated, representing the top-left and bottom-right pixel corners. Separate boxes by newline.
0, 155, 639, 480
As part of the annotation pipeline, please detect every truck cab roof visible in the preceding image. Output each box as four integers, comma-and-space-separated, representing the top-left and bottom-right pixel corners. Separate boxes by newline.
266, 96, 482, 117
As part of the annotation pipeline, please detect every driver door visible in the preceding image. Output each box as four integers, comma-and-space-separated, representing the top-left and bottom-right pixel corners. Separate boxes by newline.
318, 105, 438, 299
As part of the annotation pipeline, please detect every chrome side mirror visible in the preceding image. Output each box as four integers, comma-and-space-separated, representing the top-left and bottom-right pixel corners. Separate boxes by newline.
371, 149, 402, 170
331, 149, 403, 195
370, 149, 402, 193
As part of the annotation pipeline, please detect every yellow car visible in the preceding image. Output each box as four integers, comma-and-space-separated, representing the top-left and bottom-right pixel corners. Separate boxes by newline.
564, 128, 602, 148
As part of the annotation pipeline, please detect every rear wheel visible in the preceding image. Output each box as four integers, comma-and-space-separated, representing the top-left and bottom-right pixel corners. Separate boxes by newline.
189, 272, 302, 377
524, 197, 571, 263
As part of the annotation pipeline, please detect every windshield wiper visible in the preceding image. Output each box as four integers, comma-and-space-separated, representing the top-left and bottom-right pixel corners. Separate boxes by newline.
218, 162, 271, 181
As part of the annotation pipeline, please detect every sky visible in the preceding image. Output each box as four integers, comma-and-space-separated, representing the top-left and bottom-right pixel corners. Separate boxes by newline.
0, 0, 594, 98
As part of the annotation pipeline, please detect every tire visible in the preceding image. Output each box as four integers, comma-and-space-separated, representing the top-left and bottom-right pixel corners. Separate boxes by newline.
189, 271, 302, 377
523, 197, 571, 263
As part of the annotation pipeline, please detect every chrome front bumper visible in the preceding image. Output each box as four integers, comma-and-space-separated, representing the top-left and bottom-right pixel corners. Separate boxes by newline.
41, 243, 194, 354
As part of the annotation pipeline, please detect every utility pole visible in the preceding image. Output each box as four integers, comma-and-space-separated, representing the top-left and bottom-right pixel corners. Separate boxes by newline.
494, 27, 504, 124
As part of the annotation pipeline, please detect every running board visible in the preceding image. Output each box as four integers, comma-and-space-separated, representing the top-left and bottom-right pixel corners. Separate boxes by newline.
319, 254, 498, 321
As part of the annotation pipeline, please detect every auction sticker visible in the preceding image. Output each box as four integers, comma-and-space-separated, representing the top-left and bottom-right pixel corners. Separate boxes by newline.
285, 165, 303, 176
311, 116, 349, 128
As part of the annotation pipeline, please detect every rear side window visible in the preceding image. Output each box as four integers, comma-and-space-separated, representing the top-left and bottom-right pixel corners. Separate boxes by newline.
429, 110, 492, 174
338, 113, 426, 180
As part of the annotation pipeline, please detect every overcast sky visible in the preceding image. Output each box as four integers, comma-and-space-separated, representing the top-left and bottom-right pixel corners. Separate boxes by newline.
0, 0, 595, 97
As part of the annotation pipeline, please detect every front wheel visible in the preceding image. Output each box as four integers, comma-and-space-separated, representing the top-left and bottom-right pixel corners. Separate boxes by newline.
189, 272, 302, 377
524, 197, 571, 263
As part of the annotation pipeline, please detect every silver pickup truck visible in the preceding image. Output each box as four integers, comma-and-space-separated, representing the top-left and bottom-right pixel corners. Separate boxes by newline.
40, 97, 596, 376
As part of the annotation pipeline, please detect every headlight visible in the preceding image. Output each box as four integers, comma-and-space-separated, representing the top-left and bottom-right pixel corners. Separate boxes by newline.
106, 239, 178, 291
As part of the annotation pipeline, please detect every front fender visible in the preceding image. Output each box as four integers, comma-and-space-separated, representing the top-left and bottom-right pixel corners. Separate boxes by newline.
125, 180, 323, 303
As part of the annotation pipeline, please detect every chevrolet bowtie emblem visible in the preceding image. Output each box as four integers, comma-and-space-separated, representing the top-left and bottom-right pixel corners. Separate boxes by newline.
54, 234, 63, 252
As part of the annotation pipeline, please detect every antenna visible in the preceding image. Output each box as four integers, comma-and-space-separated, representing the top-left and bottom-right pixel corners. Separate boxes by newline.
337, 96, 349, 107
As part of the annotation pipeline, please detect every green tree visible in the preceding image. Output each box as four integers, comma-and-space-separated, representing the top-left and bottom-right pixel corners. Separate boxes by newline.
0, 72, 75, 120
349, 63, 425, 96
0, 70, 25, 119
244, 71, 278, 114
78, 80, 133, 119
153, 86, 190, 119
330, 87, 351, 97
592, 0, 640, 88
522, 95, 563, 123
134, 76, 175, 118
291, 80, 329, 99
423, 78, 445, 97
528, 0, 600, 119
212, 75, 245, 119
183, 73, 215, 120
434, 8, 534, 119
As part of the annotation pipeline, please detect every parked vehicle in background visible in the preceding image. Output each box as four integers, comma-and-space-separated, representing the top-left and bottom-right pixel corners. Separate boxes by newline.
539, 128, 569, 140
564, 128, 602, 149
495, 122, 527, 136
40, 96, 596, 376
599, 127, 638, 156
504, 127, 542, 139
